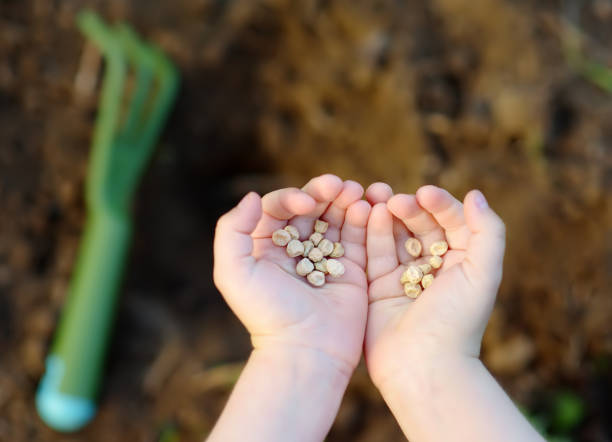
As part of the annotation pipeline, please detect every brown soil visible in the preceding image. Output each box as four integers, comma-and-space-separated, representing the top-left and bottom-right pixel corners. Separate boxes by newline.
1, 0, 611, 441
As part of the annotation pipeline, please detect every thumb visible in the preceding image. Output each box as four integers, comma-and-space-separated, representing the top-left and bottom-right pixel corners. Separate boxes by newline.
213, 192, 262, 291
463, 190, 506, 292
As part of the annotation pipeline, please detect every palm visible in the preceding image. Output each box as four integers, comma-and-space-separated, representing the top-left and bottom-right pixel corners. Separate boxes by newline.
366, 250, 471, 376
214, 175, 370, 371
242, 238, 367, 367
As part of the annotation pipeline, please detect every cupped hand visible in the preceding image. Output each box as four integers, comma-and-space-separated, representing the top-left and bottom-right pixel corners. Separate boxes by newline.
213, 174, 370, 376
363, 183, 506, 387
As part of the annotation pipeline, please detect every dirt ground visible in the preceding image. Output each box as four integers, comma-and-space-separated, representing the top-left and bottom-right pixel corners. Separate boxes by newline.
1, 0, 611, 441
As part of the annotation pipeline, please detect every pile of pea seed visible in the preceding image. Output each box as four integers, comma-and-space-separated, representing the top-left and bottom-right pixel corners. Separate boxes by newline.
400, 238, 448, 298
272, 220, 345, 287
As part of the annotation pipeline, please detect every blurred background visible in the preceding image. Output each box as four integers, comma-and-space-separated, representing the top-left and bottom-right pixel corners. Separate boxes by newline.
0, 0, 611, 440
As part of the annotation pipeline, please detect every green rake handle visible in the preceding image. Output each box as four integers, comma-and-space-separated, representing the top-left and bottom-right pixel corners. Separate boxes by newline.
36, 11, 178, 432
36, 213, 131, 430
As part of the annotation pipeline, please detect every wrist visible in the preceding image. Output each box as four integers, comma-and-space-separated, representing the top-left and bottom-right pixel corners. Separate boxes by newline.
374, 350, 483, 399
208, 345, 352, 442
251, 333, 359, 381
373, 354, 544, 442
208, 345, 351, 442
249, 343, 354, 389
376, 355, 487, 439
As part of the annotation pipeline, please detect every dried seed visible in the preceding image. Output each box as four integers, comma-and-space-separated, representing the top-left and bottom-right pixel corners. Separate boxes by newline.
404, 283, 422, 299
314, 219, 329, 233
418, 263, 432, 274
309, 232, 324, 246
326, 259, 345, 277
296, 258, 314, 276
284, 225, 300, 240
330, 242, 344, 258
308, 247, 324, 262
307, 270, 326, 287
272, 229, 291, 246
314, 258, 328, 274
400, 265, 423, 284
421, 274, 434, 289
286, 240, 305, 257
302, 240, 314, 257
429, 255, 443, 269
318, 239, 334, 256
430, 240, 448, 256
404, 238, 422, 258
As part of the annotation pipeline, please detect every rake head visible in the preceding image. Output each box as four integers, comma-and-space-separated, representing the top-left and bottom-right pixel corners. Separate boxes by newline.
77, 11, 179, 214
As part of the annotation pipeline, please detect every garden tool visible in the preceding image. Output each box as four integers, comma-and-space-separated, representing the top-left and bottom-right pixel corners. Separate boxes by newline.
36, 11, 179, 432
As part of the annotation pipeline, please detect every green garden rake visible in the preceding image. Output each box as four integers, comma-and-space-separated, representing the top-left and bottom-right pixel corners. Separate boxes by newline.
36, 11, 179, 432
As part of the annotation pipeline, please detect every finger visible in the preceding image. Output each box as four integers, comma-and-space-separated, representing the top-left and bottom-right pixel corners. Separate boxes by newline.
340, 199, 371, 269
251, 188, 316, 238
320, 180, 364, 242
365, 183, 412, 262
368, 266, 406, 303
213, 192, 262, 290
463, 190, 506, 292
289, 174, 344, 238
387, 194, 445, 253
416, 185, 471, 250
366, 203, 398, 282
393, 219, 414, 264
365, 182, 393, 205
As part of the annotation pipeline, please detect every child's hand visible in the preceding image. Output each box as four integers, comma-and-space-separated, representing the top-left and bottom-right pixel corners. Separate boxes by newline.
363, 183, 506, 387
213, 174, 370, 377
209, 175, 369, 441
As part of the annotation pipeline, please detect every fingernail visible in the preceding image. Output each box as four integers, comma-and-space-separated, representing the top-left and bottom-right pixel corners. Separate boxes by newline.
474, 190, 488, 210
